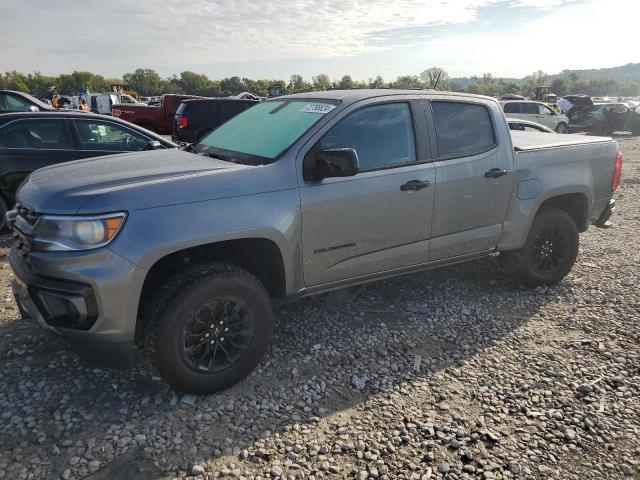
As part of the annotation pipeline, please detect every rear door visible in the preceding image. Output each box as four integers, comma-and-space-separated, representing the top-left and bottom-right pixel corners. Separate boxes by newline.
72, 118, 153, 158
521, 102, 544, 124
299, 99, 436, 286
426, 100, 515, 260
0, 118, 78, 203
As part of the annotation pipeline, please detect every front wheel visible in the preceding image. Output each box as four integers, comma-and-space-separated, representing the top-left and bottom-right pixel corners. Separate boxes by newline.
499, 208, 579, 287
144, 263, 274, 394
555, 122, 569, 134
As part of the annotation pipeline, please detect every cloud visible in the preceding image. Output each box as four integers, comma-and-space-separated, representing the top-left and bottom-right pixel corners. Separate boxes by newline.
0, 0, 626, 79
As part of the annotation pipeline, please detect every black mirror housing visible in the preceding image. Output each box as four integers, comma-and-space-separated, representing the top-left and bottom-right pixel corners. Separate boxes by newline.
304, 148, 359, 180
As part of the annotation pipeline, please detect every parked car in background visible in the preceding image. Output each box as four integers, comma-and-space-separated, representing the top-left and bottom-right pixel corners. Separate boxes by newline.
86, 92, 143, 115
0, 90, 53, 113
112, 94, 202, 134
0, 111, 176, 228
173, 98, 258, 143
500, 100, 570, 133
562, 95, 640, 136
506, 118, 555, 133
7, 90, 621, 393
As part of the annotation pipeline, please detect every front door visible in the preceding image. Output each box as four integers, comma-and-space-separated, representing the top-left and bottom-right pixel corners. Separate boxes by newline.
537, 103, 557, 129
0, 118, 78, 203
426, 100, 515, 260
299, 100, 436, 287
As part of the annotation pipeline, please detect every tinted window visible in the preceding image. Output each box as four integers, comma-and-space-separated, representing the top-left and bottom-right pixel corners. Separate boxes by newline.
321, 103, 416, 171
521, 103, 539, 115
74, 120, 150, 151
432, 102, 495, 157
3, 94, 32, 112
0, 119, 72, 149
222, 101, 253, 119
503, 103, 520, 114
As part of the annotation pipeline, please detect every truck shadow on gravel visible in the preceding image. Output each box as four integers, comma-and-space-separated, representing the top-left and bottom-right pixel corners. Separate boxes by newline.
0, 250, 565, 479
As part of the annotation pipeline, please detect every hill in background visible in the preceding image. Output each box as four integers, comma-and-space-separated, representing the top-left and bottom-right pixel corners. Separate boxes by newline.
451, 62, 640, 86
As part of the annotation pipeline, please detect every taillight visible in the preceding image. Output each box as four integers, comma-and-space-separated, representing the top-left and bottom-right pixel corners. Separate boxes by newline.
178, 116, 188, 128
613, 151, 623, 191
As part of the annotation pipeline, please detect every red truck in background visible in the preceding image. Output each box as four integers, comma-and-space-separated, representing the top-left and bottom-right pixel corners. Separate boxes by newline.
112, 94, 202, 134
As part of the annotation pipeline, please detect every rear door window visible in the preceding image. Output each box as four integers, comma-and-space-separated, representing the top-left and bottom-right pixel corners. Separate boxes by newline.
0, 119, 73, 149
521, 103, 540, 115
503, 103, 520, 114
431, 101, 496, 158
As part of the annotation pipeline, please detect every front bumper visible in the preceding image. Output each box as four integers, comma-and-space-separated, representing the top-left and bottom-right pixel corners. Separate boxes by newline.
9, 246, 146, 367
593, 199, 615, 228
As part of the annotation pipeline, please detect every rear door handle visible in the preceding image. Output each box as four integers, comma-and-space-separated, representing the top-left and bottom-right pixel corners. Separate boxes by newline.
401, 180, 430, 191
484, 168, 508, 178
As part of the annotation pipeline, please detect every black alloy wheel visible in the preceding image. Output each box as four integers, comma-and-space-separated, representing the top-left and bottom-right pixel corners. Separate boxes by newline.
179, 297, 255, 373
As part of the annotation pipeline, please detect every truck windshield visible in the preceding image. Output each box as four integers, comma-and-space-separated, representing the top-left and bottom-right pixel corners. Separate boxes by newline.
195, 99, 339, 163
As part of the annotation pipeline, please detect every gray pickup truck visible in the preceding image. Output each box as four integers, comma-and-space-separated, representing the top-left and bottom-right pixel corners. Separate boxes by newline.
7, 90, 622, 394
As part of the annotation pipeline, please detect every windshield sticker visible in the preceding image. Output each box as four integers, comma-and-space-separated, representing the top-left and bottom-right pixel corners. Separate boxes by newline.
300, 103, 336, 114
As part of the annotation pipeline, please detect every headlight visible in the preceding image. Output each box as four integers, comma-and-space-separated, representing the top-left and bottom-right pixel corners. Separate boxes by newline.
33, 212, 127, 251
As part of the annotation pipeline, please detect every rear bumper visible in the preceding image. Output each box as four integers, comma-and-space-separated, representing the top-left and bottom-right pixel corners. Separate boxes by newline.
593, 199, 615, 228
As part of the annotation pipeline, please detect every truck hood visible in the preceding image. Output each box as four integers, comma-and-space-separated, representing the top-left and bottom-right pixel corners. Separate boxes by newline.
17, 149, 289, 214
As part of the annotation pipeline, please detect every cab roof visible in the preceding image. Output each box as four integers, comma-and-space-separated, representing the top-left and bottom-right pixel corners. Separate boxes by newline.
277, 89, 496, 106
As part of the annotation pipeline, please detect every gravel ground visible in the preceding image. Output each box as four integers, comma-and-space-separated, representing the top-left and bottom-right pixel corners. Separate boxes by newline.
0, 137, 638, 480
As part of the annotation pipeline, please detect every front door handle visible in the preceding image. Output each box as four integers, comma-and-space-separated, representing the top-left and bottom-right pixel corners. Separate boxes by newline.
484, 168, 508, 178
401, 179, 430, 191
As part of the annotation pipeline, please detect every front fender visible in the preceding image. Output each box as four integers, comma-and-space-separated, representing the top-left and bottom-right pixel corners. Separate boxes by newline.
109, 189, 303, 295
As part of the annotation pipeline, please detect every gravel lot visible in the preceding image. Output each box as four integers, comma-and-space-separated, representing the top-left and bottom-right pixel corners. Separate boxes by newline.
0, 137, 639, 480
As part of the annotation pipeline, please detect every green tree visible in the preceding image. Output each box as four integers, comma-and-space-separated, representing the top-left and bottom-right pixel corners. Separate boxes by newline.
122, 68, 162, 96
312, 74, 331, 91
177, 71, 214, 96
368, 76, 386, 89
420, 67, 449, 89
288, 74, 311, 93
1, 71, 30, 92
338, 75, 354, 89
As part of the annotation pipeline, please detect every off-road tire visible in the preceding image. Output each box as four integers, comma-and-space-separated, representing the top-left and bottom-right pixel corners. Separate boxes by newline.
143, 262, 274, 394
499, 208, 579, 287
555, 122, 569, 134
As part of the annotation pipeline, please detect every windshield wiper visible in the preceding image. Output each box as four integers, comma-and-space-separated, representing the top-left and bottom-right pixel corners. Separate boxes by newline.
201, 152, 242, 163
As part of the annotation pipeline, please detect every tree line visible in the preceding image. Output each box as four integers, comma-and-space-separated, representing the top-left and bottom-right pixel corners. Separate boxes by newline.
1, 67, 638, 99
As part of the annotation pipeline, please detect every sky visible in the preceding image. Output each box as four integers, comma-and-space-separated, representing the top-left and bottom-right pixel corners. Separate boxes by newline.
1, 0, 638, 81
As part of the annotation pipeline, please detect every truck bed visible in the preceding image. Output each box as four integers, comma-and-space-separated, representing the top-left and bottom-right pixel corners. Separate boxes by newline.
510, 131, 612, 151
510, 130, 618, 225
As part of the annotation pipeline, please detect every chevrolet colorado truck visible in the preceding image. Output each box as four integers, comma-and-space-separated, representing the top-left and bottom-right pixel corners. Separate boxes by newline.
7, 90, 622, 394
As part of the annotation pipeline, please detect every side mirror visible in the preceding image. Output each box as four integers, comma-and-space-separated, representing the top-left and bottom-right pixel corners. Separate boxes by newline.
28, 105, 39, 112
304, 148, 359, 180
145, 140, 163, 150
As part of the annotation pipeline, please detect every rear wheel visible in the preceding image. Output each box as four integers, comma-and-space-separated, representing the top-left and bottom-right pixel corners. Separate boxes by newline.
499, 208, 579, 287
144, 262, 274, 394
555, 122, 569, 134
